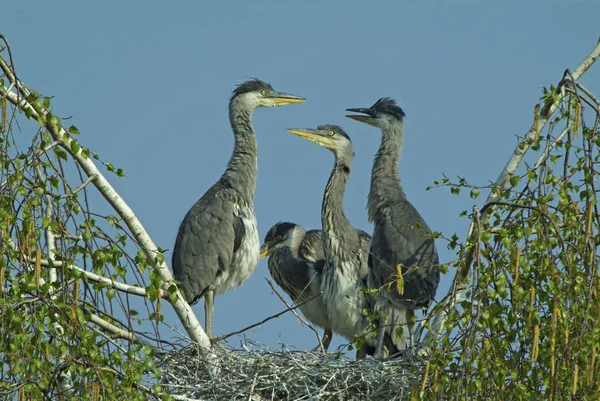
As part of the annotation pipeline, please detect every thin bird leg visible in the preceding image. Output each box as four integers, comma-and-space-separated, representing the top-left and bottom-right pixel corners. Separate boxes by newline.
204, 289, 214, 338
373, 316, 387, 360
407, 309, 415, 348
355, 346, 367, 360
322, 329, 333, 352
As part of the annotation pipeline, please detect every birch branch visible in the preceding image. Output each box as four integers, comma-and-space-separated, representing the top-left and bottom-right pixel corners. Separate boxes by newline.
87, 312, 139, 342
2, 227, 166, 299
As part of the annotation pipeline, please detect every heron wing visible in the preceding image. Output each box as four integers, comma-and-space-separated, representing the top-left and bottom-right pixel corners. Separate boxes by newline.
311, 259, 325, 276
299, 229, 325, 263
268, 249, 318, 302
232, 212, 245, 253
172, 184, 242, 304
371, 202, 440, 308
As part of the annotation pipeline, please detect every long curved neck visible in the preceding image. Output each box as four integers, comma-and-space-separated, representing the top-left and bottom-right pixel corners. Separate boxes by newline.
368, 121, 406, 221
221, 101, 258, 202
322, 156, 357, 270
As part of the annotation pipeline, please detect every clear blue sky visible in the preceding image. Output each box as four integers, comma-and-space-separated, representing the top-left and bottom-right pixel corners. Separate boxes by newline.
4, 2, 599, 353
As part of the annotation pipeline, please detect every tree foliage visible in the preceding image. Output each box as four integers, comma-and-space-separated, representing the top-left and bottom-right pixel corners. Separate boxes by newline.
0, 39, 177, 400
421, 70, 600, 399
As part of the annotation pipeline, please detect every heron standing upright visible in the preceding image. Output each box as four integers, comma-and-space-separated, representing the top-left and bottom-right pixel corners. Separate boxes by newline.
346, 98, 440, 358
172, 79, 305, 337
286, 125, 376, 357
259, 222, 333, 351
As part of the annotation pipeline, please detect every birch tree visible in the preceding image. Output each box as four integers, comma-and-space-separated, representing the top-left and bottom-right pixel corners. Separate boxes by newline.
0, 35, 213, 400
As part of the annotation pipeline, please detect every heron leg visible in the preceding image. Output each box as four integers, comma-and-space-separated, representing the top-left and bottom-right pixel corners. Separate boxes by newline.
373, 316, 387, 360
383, 332, 398, 357
204, 290, 214, 338
322, 329, 332, 352
355, 346, 367, 359
407, 309, 415, 348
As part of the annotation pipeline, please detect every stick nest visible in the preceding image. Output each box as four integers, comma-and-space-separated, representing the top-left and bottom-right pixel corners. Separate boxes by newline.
158, 340, 423, 400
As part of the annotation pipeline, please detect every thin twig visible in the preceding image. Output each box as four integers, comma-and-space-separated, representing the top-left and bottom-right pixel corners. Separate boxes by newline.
214, 294, 321, 342
265, 278, 325, 352
59, 174, 97, 198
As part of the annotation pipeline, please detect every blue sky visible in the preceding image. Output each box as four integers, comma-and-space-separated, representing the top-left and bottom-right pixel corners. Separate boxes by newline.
4, 2, 600, 353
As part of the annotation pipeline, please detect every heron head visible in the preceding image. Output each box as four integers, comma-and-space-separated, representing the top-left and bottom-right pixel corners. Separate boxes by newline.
259, 222, 304, 259
285, 125, 353, 161
346, 97, 405, 129
230, 78, 305, 110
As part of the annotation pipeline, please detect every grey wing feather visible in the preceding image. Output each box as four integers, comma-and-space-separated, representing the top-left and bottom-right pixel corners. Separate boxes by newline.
232, 214, 245, 253
299, 229, 325, 263
312, 259, 325, 275
358, 229, 372, 254
171, 183, 243, 304
371, 201, 440, 308
357, 229, 372, 281
268, 250, 318, 302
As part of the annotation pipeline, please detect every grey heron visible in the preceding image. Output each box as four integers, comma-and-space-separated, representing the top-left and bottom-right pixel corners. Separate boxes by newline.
285, 125, 377, 358
346, 98, 440, 358
172, 79, 305, 337
259, 222, 333, 351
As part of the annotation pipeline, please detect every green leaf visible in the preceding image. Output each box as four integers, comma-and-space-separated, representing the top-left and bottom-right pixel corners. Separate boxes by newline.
24, 107, 34, 119
82, 230, 91, 242
70, 140, 81, 154
509, 175, 521, 187
54, 148, 68, 161
49, 176, 60, 189
68, 125, 80, 135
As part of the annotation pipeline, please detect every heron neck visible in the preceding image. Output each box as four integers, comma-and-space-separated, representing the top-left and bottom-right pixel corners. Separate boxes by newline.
368, 121, 406, 221
222, 104, 258, 202
321, 159, 356, 267
287, 231, 305, 259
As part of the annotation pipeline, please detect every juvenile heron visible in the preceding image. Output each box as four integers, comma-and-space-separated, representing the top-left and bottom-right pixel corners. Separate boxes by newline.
259, 222, 333, 351
347, 98, 440, 358
286, 125, 377, 358
172, 79, 305, 337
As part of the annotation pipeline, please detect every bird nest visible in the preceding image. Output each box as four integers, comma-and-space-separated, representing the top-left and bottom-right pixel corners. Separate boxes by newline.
158, 340, 423, 400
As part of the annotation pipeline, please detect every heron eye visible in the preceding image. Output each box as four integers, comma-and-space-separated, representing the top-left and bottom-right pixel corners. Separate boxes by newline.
261, 90, 267, 96
329, 130, 334, 136
276, 235, 283, 241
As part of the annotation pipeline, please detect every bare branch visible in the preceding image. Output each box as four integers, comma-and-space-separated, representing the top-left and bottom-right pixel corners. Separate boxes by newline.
72, 263, 164, 298
533, 125, 570, 169
265, 278, 325, 352
88, 312, 138, 342
59, 174, 97, 198
214, 294, 321, 342
575, 81, 600, 106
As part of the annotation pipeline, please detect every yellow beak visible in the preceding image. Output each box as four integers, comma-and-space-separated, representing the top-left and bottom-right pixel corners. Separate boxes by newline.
259, 246, 272, 259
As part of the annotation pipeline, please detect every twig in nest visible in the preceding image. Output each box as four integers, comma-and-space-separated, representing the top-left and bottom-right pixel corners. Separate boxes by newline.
213, 293, 321, 342
265, 278, 325, 353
